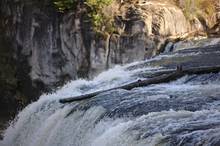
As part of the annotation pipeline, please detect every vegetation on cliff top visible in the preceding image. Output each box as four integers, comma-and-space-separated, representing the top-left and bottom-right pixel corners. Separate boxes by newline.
53, 0, 115, 36
53, 0, 77, 12
85, 0, 115, 35
174, 0, 216, 26
53, 0, 217, 30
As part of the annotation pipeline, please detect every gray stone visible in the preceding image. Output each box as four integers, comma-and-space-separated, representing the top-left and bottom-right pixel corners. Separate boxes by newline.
173, 38, 220, 52
164, 42, 174, 53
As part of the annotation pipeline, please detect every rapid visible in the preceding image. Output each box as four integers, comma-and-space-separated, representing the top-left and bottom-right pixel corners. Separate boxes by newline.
1, 44, 220, 146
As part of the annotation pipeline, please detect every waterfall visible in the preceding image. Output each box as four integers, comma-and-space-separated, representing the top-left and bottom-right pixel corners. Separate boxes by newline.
1, 47, 220, 146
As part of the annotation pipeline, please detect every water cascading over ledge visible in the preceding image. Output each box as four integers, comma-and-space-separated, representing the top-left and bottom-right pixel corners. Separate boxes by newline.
1, 0, 220, 126
1, 44, 220, 146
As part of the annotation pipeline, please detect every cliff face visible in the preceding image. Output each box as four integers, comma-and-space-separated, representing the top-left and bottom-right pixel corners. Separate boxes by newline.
0, 0, 219, 116
90, 0, 191, 73
0, 0, 90, 114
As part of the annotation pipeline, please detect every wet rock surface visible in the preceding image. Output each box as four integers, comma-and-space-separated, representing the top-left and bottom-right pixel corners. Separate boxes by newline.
67, 43, 220, 118
128, 43, 220, 72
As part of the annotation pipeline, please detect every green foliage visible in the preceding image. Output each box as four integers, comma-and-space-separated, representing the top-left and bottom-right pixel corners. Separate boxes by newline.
53, 0, 77, 12
53, 0, 115, 35
85, 0, 112, 9
85, 0, 115, 35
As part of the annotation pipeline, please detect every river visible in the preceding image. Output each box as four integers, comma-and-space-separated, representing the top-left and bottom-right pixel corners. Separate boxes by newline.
1, 44, 220, 146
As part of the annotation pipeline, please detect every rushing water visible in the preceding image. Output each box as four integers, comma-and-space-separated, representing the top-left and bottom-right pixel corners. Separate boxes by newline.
1, 48, 220, 146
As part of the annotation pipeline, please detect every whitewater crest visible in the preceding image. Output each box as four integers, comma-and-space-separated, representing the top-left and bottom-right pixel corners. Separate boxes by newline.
1, 46, 220, 146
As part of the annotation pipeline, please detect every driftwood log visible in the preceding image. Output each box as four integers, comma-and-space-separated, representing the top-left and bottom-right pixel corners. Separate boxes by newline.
59, 65, 220, 103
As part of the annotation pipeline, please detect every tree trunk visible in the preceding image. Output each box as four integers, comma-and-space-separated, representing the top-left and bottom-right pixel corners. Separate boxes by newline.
59, 65, 220, 103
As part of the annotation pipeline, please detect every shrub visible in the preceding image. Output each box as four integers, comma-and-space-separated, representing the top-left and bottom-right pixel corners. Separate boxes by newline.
176, 0, 216, 22
85, 0, 114, 35
53, 0, 115, 35
53, 0, 77, 12
196, 0, 216, 18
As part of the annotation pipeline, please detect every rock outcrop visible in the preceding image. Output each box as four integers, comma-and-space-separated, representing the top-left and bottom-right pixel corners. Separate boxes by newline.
91, 0, 191, 71
0, 0, 92, 116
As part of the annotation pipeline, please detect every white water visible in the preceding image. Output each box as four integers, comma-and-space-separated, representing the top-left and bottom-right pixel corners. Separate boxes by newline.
1, 51, 220, 146
0, 65, 139, 146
